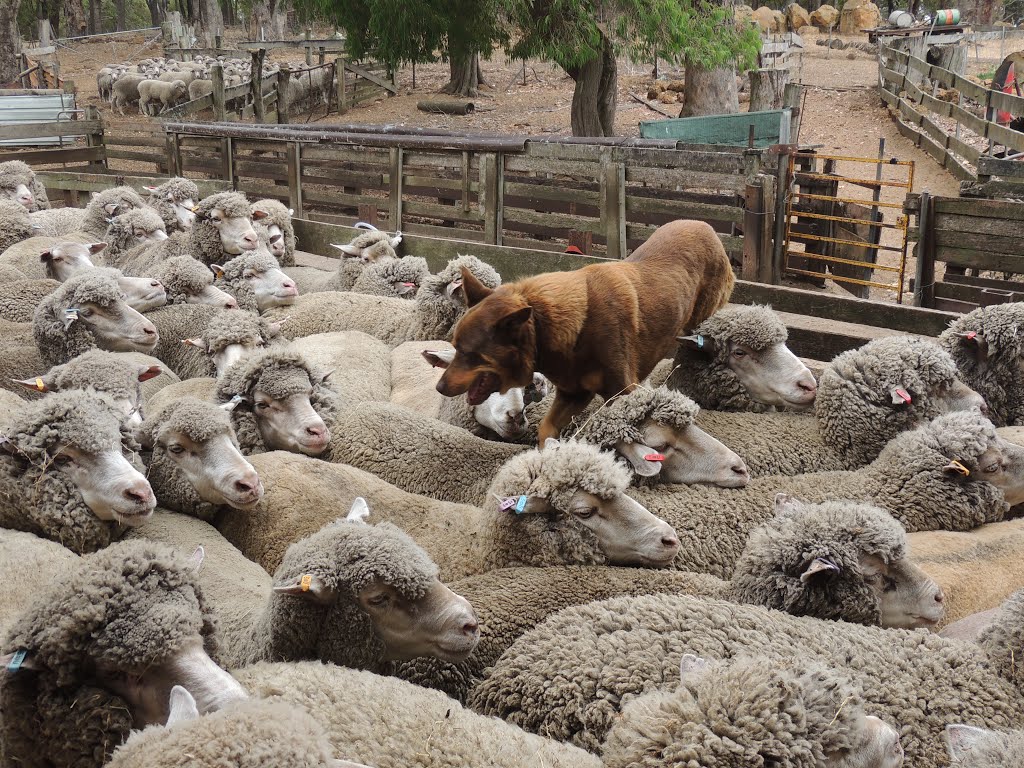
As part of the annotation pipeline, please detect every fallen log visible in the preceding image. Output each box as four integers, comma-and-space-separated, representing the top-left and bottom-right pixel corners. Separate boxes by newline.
417, 99, 475, 115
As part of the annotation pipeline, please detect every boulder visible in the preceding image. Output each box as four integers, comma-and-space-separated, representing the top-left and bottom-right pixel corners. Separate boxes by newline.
657, 90, 679, 105
839, 0, 881, 34
735, 4, 756, 25
666, 79, 686, 92
752, 6, 782, 31
786, 3, 812, 30
810, 4, 839, 29
773, 10, 788, 31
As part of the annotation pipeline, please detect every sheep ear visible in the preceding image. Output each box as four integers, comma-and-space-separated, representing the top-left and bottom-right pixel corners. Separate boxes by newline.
543, 437, 560, 450
189, 546, 205, 573
329, 761, 375, 768
12, 375, 52, 393
956, 331, 990, 362
165, 686, 199, 727
389, 232, 403, 248
800, 556, 841, 583
676, 334, 716, 355
251, 209, 269, 221
103, 202, 121, 216
616, 440, 663, 477
678, 653, 713, 685
266, 317, 289, 336
274, 573, 336, 604
445, 277, 464, 299
942, 459, 972, 478
181, 337, 206, 350
63, 308, 79, 329
773, 492, 803, 517
890, 386, 913, 406
461, 266, 493, 307
220, 394, 247, 412
945, 724, 990, 761
331, 243, 364, 257
317, 368, 335, 384
208, 264, 225, 279
345, 497, 371, 524
137, 364, 162, 382
88, 241, 108, 254
143, 185, 158, 193
422, 349, 455, 369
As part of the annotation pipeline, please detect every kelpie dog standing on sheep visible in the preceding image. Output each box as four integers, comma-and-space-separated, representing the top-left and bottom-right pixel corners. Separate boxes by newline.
436, 219, 735, 445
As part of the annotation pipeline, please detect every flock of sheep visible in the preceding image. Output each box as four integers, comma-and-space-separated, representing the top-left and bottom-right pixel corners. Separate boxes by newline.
1, 155, 1024, 767
98, 54, 331, 117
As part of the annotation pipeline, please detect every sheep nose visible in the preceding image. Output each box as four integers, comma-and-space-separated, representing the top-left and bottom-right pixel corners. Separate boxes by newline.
462, 618, 479, 636
732, 462, 748, 476
661, 534, 680, 550
242, 232, 258, 246
142, 324, 158, 338
150, 280, 162, 288
234, 476, 256, 493
797, 376, 817, 393
224, 296, 238, 309
979, 401, 989, 415
124, 485, 152, 504
935, 588, 945, 604
306, 424, 325, 437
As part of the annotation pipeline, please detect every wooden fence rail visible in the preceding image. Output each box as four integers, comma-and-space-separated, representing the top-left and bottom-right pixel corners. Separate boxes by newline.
878, 44, 1024, 181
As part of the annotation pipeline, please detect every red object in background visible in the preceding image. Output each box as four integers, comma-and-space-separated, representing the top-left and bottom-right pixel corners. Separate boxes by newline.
999, 63, 1015, 125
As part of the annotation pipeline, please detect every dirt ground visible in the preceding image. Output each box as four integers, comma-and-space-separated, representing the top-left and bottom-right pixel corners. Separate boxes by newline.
50, 25, 1020, 301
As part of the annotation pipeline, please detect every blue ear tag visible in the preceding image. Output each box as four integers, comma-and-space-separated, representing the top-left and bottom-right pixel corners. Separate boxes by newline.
696, 335, 704, 348
7, 650, 27, 673
515, 495, 528, 514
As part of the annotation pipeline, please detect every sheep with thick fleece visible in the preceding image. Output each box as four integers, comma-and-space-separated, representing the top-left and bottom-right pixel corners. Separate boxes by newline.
136, 399, 263, 519
944, 724, 1024, 766
145, 304, 226, 379
602, 655, 905, 768
0, 262, 25, 282
666, 304, 818, 412
234, 662, 601, 768
138, 78, 188, 115
284, 228, 401, 293
630, 411, 1024, 578
111, 73, 146, 113
290, 331, 392, 404
151, 255, 238, 307
0, 540, 247, 768
266, 254, 501, 345
693, 335, 988, 476
116, 191, 261, 273
106, 696, 358, 768
214, 248, 298, 312
29, 185, 146, 238
351, 255, 429, 299
101, 206, 169, 258
0, 529, 79, 638
396, 498, 944, 702
467, 587, 1024, 765
0, 277, 59, 321
0, 159, 49, 210
215, 347, 340, 456
328, 387, 748, 506
940, 302, 1024, 428
0, 391, 156, 553
223, 440, 680, 578
251, 198, 296, 266
0, 198, 35, 252
144, 177, 199, 233
1, 239, 104, 281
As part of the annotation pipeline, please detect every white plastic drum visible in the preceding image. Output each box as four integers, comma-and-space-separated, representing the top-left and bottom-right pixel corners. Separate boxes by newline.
888, 10, 914, 26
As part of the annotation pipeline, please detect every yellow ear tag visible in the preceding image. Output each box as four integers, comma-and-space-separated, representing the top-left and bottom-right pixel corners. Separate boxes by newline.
35, 378, 45, 392
948, 459, 970, 477
300, 574, 312, 592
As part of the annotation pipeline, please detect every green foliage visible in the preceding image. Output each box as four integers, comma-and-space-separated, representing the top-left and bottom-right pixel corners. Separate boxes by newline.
18, 0, 154, 38
505, 0, 759, 72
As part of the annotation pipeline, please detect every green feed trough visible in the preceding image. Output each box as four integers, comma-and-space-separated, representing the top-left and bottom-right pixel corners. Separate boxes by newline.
639, 108, 792, 148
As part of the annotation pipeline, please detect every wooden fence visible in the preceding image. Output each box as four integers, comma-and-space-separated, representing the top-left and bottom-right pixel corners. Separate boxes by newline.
878, 44, 1024, 181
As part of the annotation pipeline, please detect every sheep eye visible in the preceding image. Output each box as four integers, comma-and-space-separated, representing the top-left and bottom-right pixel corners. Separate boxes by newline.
167, 444, 185, 455
882, 577, 897, 593
367, 594, 389, 607
573, 507, 598, 520
732, 349, 747, 358
984, 463, 999, 473
79, 307, 94, 318
52, 454, 73, 467
254, 402, 270, 411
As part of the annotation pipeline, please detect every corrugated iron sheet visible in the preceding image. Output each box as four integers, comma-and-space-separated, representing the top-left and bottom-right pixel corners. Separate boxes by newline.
0, 93, 81, 146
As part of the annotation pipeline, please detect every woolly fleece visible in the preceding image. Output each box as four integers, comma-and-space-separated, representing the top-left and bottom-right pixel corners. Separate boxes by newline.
215, 249, 282, 311
0, 199, 35, 253
0, 277, 59, 322
350, 255, 429, 298
0, 528, 79, 639
145, 177, 200, 233
146, 304, 222, 379
289, 331, 392, 404
151, 255, 216, 303
0, 159, 49, 211
32, 186, 146, 239
251, 198, 296, 266
104, 208, 166, 259
32, 270, 130, 366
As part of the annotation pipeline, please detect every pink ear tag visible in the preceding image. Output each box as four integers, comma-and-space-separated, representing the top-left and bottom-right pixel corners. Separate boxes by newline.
499, 497, 517, 511
966, 331, 978, 340
644, 453, 665, 462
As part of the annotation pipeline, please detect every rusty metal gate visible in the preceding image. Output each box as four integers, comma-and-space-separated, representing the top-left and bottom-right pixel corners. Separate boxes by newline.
783, 144, 914, 302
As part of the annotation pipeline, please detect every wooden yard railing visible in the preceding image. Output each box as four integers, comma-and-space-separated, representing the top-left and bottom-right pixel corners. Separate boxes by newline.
878, 44, 1024, 181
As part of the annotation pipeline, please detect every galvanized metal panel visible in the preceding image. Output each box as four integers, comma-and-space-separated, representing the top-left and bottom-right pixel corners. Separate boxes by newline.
0, 93, 81, 146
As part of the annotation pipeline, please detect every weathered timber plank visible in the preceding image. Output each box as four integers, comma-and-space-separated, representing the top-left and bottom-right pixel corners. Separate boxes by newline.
0, 120, 102, 140
934, 229, 1024, 255
935, 247, 1024, 274
9, 146, 105, 165
36, 171, 229, 198
934, 212, 1024, 238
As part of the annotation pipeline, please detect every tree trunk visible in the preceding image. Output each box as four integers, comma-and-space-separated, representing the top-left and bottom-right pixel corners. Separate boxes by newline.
679, 62, 739, 117
0, 0, 21, 85
196, 0, 223, 46
146, 0, 166, 26
87, 0, 100, 34
114, 0, 126, 31
565, 33, 617, 137
441, 53, 482, 97
62, 0, 88, 37
748, 67, 789, 111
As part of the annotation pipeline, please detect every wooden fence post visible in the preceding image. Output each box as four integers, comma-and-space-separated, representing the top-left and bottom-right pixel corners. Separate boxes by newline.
568, 230, 593, 254
600, 151, 626, 259
389, 147, 404, 232
480, 153, 503, 245
251, 49, 266, 123
357, 204, 378, 227
222, 137, 235, 189
335, 56, 347, 112
742, 182, 763, 281
211, 63, 226, 122
287, 142, 303, 215
913, 192, 935, 308
277, 67, 291, 124
771, 149, 791, 284
304, 28, 313, 66
83, 105, 105, 171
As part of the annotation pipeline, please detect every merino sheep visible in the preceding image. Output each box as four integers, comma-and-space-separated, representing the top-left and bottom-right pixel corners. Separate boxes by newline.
940, 302, 1024, 428
468, 587, 1024, 765
144, 177, 199, 233
666, 304, 818, 411
188, 77, 214, 102
183, 308, 286, 376
33, 270, 160, 367
214, 346, 339, 456
1, 239, 104, 281
152, 255, 238, 307
138, 78, 188, 115
0, 159, 49, 211
223, 439, 680, 578
28, 185, 146, 239
0, 391, 156, 553
145, 303, 223, 379
396, 497, 944, 702
629, 411, 1024, 578
117, 191, 262, 274
944, 724, 1024, 766
106, 695, 358, 768
327, 386, 750, 506
0, 199, 35, 252
267, 254, 500, 345
694, 335, 989, 476
0, 529, 79, 638
284, 228, 401, 294
351, 254, 429, 299
251, 198, 296, 266
0, 540, 248, 768
136, 398, 263, 519
601, 655, 905, 768
111, 73, 146, 114
289, 331, 392, 404
214, 248, 298, 312
233, 662, 602, 768
0, 277, 59, 322
102, 207, 169, 258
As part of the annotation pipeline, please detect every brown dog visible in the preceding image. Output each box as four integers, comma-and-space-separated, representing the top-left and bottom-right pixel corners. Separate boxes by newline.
436, 219, 735, 444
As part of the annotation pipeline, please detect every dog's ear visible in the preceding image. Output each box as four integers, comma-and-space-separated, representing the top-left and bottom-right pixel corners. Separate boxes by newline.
461, 267, 493, 307
497, 306, 533, 336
